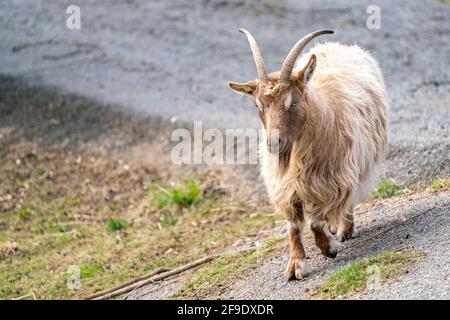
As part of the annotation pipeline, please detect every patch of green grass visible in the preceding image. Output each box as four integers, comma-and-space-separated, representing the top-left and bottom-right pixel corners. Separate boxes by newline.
159, 212, 178, 226
80, 264, 103, 278
314, 251, 423, 299
372, 178, 401, 199
172, 176, 203, 205
105, 218, 129, 231
32, 168, 46, 178
55, 224, 70, 233
153, 192, 171, 208
14, 207, 33, 220
108, 204, 120, 212
172, 236, 285, 299
427, 178, 450, 190
152, 176, 203, 208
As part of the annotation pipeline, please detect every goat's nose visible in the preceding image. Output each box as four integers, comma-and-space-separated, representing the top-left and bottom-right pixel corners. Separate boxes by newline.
278, 137, 287, 153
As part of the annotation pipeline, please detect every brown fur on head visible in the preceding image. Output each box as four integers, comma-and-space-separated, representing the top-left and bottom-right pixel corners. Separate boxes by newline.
228, 54, 317, 155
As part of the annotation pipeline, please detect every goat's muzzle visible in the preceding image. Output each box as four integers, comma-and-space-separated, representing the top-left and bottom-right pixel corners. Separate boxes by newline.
267, 134, 287, 155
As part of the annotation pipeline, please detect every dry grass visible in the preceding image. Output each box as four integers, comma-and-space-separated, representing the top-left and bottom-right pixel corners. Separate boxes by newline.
0, 139, 279, 299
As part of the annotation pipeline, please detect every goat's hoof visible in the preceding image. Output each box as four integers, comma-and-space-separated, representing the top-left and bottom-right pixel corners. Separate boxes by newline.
286, 257, 306, 281
324, 249, 338, 258
319, 239, 339, 258
336, 227, 355, 242
312, 222, 340, 259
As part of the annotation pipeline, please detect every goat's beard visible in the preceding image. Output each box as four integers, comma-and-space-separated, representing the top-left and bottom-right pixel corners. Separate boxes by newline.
277, 148, 291, 175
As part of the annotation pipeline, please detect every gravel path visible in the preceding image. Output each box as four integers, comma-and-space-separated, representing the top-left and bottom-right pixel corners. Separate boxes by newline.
361, 207, 450, 300
212, 191, 450, 300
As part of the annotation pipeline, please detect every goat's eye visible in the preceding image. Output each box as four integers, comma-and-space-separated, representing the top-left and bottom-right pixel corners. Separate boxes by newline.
255, 98, 264, 112
283, 94, 293, 110
284, 100, 297, 111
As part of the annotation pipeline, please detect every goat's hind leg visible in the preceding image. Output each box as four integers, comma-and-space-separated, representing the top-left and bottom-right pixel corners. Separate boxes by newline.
336, 210, 355, 242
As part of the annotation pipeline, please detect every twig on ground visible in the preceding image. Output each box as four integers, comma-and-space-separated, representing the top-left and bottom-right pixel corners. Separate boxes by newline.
131, 278, 180, 300
85, 255, 217, 300
12, 291, 36, 300
122, 277, 160, 300
83, 267, 170, 300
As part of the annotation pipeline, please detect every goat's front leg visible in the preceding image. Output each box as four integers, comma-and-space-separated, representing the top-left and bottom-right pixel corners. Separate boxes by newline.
311, 216, 340, 258
286, 219, 307, 280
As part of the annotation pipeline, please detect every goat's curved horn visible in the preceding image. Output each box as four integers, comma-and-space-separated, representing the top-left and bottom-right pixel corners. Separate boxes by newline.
239, 28, 269, 83
280, 30, 334, 83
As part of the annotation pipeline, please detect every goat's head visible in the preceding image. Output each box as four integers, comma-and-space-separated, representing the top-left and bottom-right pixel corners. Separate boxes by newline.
228, 29, 333, 154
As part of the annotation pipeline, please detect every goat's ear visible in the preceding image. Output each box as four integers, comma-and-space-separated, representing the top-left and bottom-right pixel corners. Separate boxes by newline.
294, 54, 317, 86
228, 81, 258, 96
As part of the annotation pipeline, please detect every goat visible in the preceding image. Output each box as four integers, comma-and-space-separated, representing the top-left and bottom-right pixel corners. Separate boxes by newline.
228, 29, 388, 280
